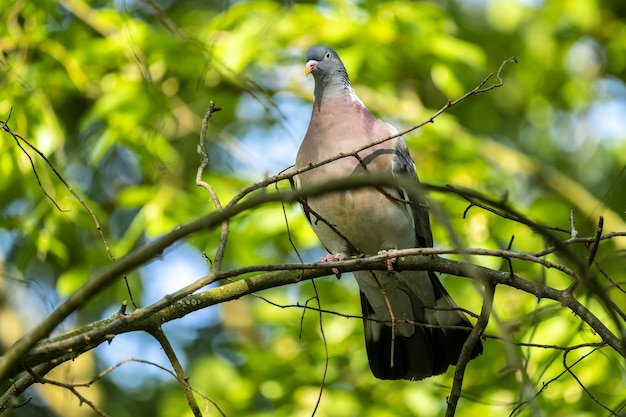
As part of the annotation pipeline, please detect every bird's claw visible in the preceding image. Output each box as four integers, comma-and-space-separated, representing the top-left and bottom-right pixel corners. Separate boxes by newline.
321, 253, 344, 278
378, 249, 397, 271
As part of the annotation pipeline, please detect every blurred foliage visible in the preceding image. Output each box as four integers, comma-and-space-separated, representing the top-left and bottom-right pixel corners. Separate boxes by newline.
1, 0, 626, 416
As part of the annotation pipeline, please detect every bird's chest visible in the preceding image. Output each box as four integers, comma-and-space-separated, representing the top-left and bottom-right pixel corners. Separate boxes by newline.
295, 102, 414, 255
302, 172, 415, 256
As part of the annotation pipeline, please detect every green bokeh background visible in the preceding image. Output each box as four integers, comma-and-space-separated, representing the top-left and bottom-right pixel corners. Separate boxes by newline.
1, 0, 625, 416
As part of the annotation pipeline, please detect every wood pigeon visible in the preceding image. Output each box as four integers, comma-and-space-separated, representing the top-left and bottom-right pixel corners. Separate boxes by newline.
295, 45, 483, 380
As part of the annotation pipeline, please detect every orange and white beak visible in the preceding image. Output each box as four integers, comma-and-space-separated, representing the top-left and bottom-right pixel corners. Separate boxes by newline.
305, 60, 318, 76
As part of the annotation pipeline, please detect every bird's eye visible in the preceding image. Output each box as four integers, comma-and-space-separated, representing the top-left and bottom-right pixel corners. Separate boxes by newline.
325, 52, 331, 59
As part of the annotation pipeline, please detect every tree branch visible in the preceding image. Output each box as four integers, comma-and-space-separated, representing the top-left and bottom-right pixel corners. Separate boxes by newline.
5, 244, 625, 382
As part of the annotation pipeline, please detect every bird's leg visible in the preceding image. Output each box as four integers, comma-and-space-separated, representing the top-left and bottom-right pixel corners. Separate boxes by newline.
321, 253, 344, 278
377, 249, 397, 271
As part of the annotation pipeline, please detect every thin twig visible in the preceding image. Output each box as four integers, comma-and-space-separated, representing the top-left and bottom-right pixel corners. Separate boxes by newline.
0, 362, 59, 414
257, 295, 480, 320
25, 366, 109, 417
147, 326, 202, 417
446, 282, 495, 417
309, 281, 329, 417
562, 347, 618, 416
196, 101, 229, 271
570, 209, 579, 238
2, 110, 138, 308
508, 344, 607, 416
586, 216, 603, 267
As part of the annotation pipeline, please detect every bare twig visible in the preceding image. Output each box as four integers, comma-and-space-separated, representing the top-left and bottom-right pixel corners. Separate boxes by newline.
126, 359, 226, 417
586, 216, 603, 267
308, 281, 329, 417
446, 282, 495, 417
570, 209, 579, 238
24, 367, 109, 417
256, 295, 480, 322
2, 110, 138, 308
196, 101, 229, 271
148, 326, 202, 417
0, 362, 59, 415
508, 344, 608, 416
2, 108, 66, 212
562, 347, 618, 416
532, 231, 626, 258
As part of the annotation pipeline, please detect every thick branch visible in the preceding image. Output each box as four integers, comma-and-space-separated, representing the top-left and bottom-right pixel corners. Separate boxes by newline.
7, 249, 625, 382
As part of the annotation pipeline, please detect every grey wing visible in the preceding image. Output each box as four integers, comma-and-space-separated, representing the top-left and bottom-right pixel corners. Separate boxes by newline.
391, 138, 434, 248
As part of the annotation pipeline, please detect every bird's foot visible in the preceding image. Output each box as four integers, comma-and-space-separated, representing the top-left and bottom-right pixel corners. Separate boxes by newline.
378, 249, 397, 271
321, 253, 344, 278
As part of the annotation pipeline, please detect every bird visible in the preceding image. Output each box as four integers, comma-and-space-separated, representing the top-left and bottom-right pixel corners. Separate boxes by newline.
295, 45, 483, 380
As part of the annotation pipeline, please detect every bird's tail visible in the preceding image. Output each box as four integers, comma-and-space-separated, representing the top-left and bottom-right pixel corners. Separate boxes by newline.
358, 270, 482, 380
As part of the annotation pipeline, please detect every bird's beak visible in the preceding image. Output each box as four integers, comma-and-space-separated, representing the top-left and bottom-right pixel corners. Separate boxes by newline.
305, 60, 318, 76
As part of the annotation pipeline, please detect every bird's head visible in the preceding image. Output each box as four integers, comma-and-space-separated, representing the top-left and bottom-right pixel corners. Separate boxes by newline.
304, 45, 352, 102
305, 45, 349, 80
